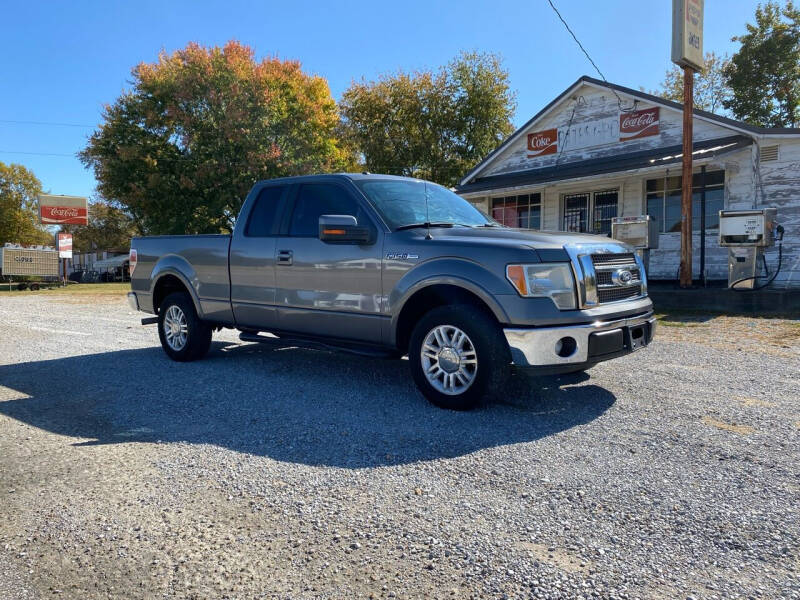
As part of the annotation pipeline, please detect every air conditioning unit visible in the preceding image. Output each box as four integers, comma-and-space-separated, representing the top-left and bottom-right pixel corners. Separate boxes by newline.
611, 215, 659, 249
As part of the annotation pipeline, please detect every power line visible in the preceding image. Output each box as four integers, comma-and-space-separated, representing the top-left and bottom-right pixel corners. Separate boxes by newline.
0, 150, 77, 157
545, 0, 633, 112
0, 119, 95, 128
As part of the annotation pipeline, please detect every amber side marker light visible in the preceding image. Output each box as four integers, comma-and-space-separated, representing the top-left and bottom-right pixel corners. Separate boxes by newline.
323, 229, 346, 235
506, 265, 528, 296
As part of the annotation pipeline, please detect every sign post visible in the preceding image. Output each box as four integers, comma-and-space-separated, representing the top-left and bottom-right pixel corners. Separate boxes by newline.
56, 233, 73, 285
671, 0, 704, 288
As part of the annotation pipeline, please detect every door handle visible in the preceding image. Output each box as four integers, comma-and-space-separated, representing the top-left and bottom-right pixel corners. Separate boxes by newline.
277, 249, 293, 266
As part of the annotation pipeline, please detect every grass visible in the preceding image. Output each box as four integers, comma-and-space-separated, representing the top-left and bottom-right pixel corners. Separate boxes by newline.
0, 282, 130, 296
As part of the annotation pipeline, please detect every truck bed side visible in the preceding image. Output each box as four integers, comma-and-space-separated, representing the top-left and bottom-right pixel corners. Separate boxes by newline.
130, 234, 233, 324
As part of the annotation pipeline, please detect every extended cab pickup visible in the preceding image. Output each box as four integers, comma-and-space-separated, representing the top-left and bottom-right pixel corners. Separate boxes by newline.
128, 174, 655, 409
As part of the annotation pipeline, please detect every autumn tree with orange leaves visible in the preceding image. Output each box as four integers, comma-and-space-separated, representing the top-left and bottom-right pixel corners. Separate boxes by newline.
80, 41, 353, 234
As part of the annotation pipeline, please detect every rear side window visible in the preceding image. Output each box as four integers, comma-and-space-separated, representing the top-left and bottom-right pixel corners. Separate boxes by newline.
245, 186, 285, 237
289, 183, 366, 237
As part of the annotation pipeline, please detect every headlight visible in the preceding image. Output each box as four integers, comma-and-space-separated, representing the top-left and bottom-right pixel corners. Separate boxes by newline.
506, 263, 577, 309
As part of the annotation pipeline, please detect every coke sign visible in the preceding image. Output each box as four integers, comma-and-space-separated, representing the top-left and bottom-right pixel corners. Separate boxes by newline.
619, 107, 660, 142
57, 232, 73, 259
39, 195, 88, 226
527, 128, 558, 157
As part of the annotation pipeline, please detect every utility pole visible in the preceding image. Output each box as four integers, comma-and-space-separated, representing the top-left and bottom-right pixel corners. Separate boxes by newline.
679, 66, 694, 288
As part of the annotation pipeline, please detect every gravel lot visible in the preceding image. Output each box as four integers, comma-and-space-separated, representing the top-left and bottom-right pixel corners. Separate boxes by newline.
0, 291, 798, 599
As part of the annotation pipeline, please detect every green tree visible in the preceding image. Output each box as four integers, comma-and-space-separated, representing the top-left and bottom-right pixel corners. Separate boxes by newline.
339, 52, 516, 187
723, 1, 800, 127
648, 52, 731, 114
61, 200, 137, 252
80, 41, 353, 235
0, 162, 53, 247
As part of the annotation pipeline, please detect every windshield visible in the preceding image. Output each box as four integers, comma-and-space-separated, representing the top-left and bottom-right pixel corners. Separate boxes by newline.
355, 179, 495, 229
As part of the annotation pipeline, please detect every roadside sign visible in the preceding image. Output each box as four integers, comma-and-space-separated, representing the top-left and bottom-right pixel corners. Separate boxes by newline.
671, 0, 704, 71
39, 195, 89, 226
57, 233, 73, 259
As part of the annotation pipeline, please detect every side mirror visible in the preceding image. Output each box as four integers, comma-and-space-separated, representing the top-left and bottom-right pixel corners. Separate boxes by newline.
318, 215, 372, 244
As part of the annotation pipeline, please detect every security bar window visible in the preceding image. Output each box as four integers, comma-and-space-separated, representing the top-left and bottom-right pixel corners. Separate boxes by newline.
562, 190, 618, 234
491, 193, 541, 229
592, 190, 618, 235
563, 193, 589, 232
646, 170, 724, 233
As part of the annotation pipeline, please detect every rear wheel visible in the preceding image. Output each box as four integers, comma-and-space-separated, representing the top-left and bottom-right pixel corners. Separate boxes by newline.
157, 292, 212, 362
409, 304, 510, 410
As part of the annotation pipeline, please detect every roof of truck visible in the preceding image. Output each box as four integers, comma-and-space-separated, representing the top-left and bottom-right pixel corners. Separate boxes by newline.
255, 173, 427, 185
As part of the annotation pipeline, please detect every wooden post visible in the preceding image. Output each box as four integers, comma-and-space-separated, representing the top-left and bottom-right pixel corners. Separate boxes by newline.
679, 66, 694, 287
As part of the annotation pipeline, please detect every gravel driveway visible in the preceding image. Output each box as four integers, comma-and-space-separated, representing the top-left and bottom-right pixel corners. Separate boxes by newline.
0, 292, 798, 599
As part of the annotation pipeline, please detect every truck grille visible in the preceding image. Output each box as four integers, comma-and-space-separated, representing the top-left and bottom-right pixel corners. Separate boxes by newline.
597, 284, 642, 303
590, 252, 644, 305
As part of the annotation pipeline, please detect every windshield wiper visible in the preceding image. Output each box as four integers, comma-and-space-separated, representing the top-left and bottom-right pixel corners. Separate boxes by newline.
395, 222, 456, 231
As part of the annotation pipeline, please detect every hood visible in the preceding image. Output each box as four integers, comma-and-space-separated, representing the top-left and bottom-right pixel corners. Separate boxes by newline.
419, 226, 619, 251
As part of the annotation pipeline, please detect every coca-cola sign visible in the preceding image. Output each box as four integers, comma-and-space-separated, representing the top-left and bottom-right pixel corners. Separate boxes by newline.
39, 195, 88, 225
527, 128, 558, 157
619, 107, 660, 141
57, 232, 73, 259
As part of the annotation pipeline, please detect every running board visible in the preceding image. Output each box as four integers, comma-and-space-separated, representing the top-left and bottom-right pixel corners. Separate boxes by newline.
141, 317, 158, 325
238, 331, 397, 359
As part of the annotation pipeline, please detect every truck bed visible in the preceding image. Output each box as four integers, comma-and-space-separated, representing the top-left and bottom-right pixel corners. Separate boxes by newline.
130, 234, 231, 319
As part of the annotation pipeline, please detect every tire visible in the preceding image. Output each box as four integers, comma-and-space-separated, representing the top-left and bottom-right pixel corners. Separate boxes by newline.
157, 292, 212, 362
409, 304, 510, 410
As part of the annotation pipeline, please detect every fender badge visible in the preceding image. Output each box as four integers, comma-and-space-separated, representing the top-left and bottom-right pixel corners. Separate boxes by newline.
386, 252, 419, 260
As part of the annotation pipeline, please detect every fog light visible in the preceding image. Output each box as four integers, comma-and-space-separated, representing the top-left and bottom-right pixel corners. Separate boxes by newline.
555, 336, 577, 358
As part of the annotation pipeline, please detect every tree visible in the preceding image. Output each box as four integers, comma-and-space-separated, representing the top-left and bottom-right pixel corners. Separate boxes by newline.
648, 52, 732, 114
339, 52, 516, 188
723, 1, 800, 127
0, 162, 53, 247
80, 41, 353, 235
61, 200, 137, 252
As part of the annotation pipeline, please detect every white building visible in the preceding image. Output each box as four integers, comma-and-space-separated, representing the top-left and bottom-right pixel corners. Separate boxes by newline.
457, 76, 800, 287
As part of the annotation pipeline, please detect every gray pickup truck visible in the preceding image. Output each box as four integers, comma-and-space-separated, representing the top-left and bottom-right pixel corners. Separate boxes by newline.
128, 173, 655, 410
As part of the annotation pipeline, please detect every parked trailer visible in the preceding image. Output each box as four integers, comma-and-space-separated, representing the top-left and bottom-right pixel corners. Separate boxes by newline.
0, 245, 60, 290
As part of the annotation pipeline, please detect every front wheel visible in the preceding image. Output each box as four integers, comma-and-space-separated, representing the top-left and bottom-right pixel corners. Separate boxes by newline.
409, 304, 510, 410
157, 292, 212, 362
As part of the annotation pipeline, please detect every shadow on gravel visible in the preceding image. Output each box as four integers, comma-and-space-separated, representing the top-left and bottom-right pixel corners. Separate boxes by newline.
0, 341, 615, 468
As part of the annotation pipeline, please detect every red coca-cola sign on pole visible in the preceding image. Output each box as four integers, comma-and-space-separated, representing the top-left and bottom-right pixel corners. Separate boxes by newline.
526, 128, 558, 157
39, 195, 89, 226
619, 107, 660, 142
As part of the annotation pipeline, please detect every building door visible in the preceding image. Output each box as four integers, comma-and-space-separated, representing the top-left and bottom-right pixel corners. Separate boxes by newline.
562, 190, 618, 234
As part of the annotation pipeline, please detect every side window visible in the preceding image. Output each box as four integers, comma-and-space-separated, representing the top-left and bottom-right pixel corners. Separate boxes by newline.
245, 186, 285, 237
289, 183, 366, 237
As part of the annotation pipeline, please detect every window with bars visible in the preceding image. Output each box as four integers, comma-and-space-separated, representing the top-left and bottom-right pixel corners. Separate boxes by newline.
645, 170, 724, 233
562, 190, 618, 234
490, 193, 541, 229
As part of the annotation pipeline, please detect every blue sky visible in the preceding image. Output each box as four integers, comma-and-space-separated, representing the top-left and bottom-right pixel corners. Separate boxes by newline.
1, 0, 764, 199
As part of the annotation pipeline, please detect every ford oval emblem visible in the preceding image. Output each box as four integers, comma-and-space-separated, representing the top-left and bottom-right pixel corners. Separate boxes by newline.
612, 269, 634, 285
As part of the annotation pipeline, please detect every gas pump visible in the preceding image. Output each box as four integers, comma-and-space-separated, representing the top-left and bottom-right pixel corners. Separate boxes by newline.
719, 208, 783, 289
611, 215, 659, 274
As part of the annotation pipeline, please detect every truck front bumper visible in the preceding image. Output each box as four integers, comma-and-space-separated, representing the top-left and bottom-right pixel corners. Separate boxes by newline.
504, 311, 656, 368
